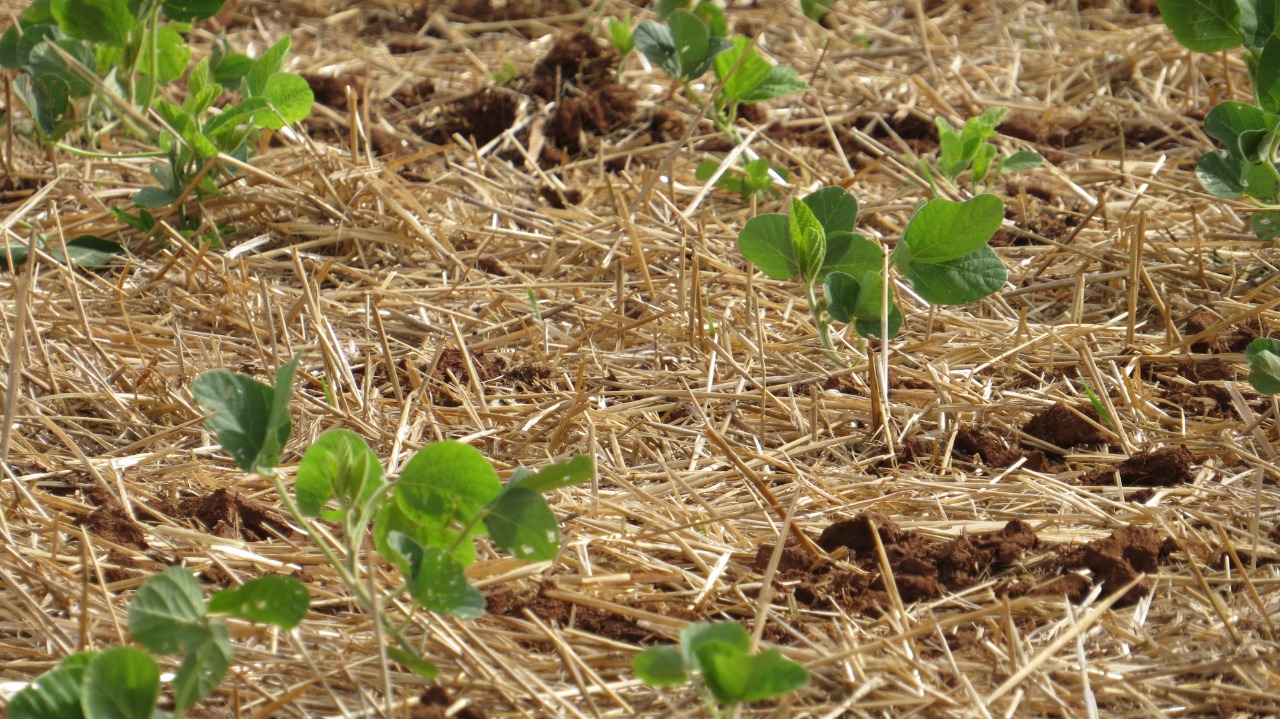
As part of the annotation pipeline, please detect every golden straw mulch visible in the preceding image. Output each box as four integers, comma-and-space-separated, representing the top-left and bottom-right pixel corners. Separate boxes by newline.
3, 0, 1280, 716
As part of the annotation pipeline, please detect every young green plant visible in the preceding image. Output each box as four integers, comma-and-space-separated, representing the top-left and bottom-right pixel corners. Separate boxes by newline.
1158, 0, 1280, 238
190, 354, 594, 679
632, 621, 808, 717
924, 107, 1042, 192
631, 1, 809, 198
8, 567, 308, 719
737, 186, 1008, 354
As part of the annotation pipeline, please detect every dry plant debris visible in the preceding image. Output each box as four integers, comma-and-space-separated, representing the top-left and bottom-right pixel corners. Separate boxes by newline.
3, 0, 1280, 716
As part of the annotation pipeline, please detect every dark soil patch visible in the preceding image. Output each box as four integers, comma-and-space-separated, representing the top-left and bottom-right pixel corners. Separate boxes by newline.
1165, 383, 1237, 418
1055, 525, 1174, 604
80, 504, 149, 550
528, 32, 615, 101
1002, 113, 1184, 152
487, 589, 660, 644
447, 88, 520, 147
435, 347, 505, 384
505, 361, 553, 390
539, 185, 583, 208
1082, 446, 1196, 487
1184, 309, 1270, 353
952, 426, 1051, 471
413, 687, 486, 719
97, 551, 147, 584
177, 488, 293, 542
1023, 403, 1111, 448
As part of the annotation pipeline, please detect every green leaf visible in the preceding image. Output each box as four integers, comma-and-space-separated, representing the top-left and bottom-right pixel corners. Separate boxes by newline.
190, 354, 298, 476
8, 663, 87, 719
801, 186, 859, 237
741, 64, 809, 104
50, 0, 133, 45
203, 96, 271, 137
789, 197, 826, 284
29, 40, 96, 98
385, 532, 486, 618
1001, 150, 1043, 172
632, 646, 687, 687
667, 9, 712, 80
484, 487, 560, 561
245, 36, 290, 96
681, 621, 751, 669
295, 428, 386, 517
212, 52, 253, 89
17, 72, 73, 136
901, 245, 1008, 305
48, 235, 124, 268
1238, 0, 1280, 52
208, 576, 310, 629
1256, 36, 1280, 113
899, 194, 1005, 264
133, 186, 180, 209
732, 648, 809, 703
374, 498, 476, 568
693, 641, 751, 703
691, 1, 727, 37
171, 623, 232, 714
633, 21, 680, 78
162, 0, 224, 21
394, 440, 502, 543
1157, 0, 1241, 52
128, 567, 209, 655
971, 142, 998, 185
507, 455, 595, 493
1204, 101, 1269, 152
1247, 338, 1280, 394
1, 241, 34, 271
714, 37, 772, 106
82, 648, 160, 719
824, 271, 902, 338
1252, 210, 1280, 239
801, 0, 835, 22
608, 18, 633, 56
738, 213, 795, 279
141, 25, 189, 84
255, 72, 314, 129
386, 647, 438, 679
111, 207, 156, 233
820, 232, 882, 279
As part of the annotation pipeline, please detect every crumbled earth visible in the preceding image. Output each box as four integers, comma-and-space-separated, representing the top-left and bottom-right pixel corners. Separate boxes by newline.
486, 588, 676, 644
952, 426, 1051, 471
177, 488, 293, 542
1184, 310, 1269, 353
1022, 403, 1111, 448
1081, 446, 1196, 487
413, 687, 487, 719
755, 513, 1175, 613
80, 503, 149, 550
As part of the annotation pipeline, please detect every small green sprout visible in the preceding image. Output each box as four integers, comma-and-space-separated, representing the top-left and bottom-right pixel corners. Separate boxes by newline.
737, 186, 1008, 354
190, 354, 594, 678
926, 107, 1042, 190
696, 157, 788, 200
1246, 337, 1280, 394
9, 567, 308, 719
633, 622, 808, 716
1157, 0, 1280, 238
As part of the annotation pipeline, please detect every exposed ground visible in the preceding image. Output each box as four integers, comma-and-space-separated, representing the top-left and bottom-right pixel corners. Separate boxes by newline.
3, 0, 1280, 717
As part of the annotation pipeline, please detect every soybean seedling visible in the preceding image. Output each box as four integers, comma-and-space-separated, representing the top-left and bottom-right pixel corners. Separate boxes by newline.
924, 107, 1043, 192
190, 354, 594, 678
1158, 0, 1280, 238
737, 185, 1008, 355
9, 567, 308, 719
633, 621, 808, 717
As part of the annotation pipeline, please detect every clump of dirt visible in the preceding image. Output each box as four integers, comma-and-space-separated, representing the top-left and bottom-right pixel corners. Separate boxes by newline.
1184, 309, 1270, 353
650, 107, 686, 143
1023, 403, 1111, 447
96, 551, 147, 584
851, 110, 938, 153
80, 504, 149, 550
505, 362, 553, 390
447, 88, 521, 147
413, 687, 487, 719
529, 32, 615, 101
434, 348, 505, 383
1082, 446, 1196, 487
997, 112, 1181, 152
539, 185, 583, 208
952, 426, 1051, 471
177, 488, 293, 542
305, 74, 358, 112
1165, 383, 1237, 419
807, 513, 1040, 612
1055, 526, 1173, 604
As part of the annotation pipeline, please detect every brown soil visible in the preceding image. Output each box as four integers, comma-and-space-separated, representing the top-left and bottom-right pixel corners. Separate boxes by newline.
413, 687, 487, 719
487, 589, 662, 644
80, 503, 149, 550
177, 488, 293, 542
1184, 310, 1271, 353
952, 426, 1051, 471
1055, 526, 1174, 604
1022, 403, 1111, 447
1082, 446, 1196, 487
